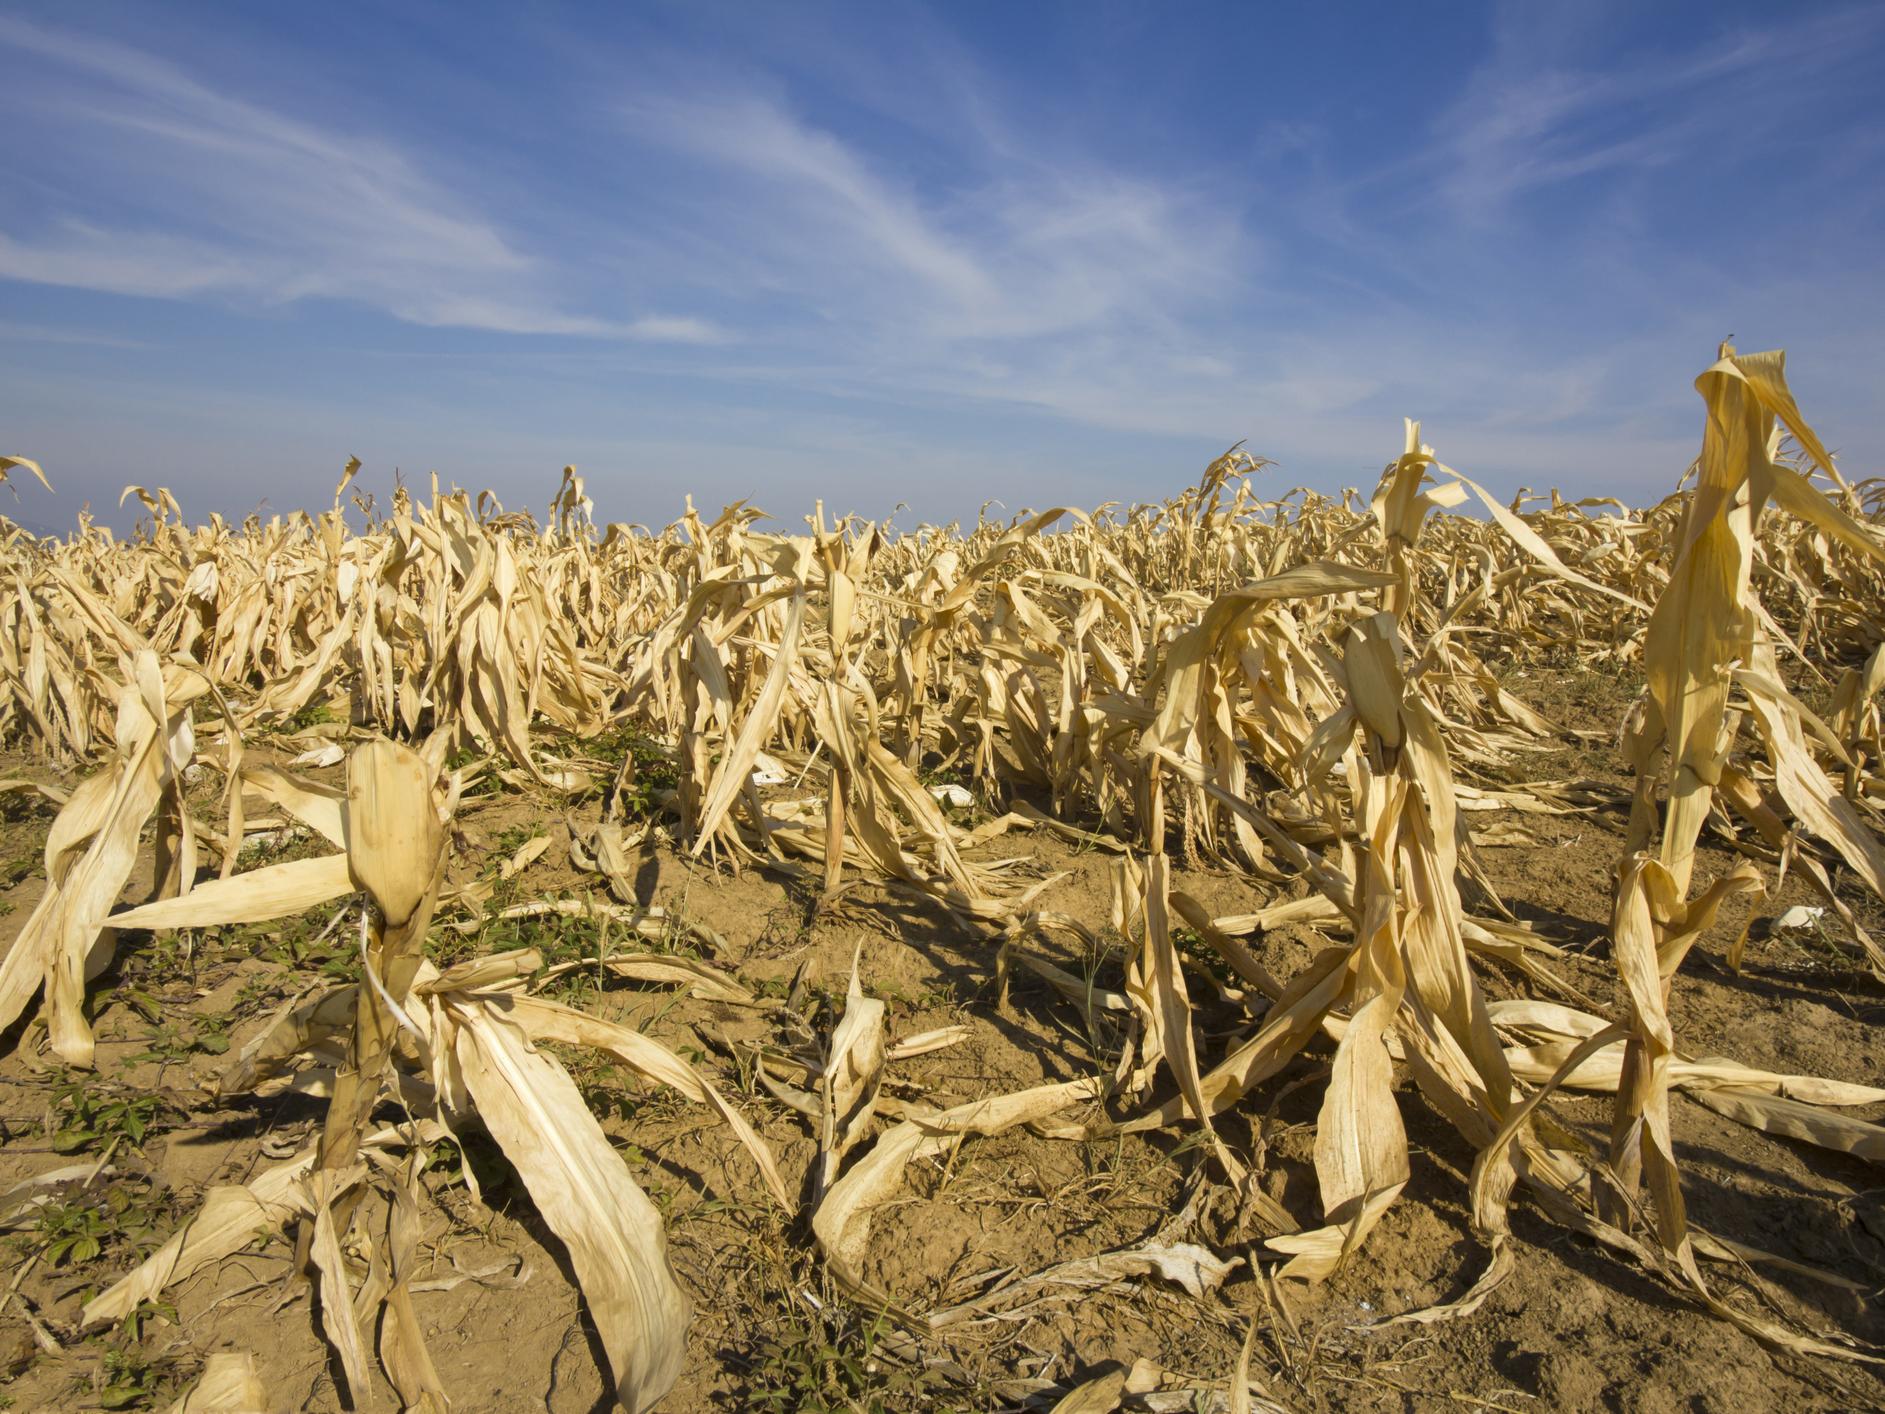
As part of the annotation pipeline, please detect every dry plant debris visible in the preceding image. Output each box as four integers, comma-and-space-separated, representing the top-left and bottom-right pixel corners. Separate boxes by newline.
0, 345, 1883, 1409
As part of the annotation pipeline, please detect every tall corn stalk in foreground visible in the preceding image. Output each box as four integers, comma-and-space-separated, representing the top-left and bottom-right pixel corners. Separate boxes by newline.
79, 738, 785, 1412
1607, 349, 1885, 1301
1469, 347, 1885, 1358
1095, 433, 1593, 1286
1263, 611, 1529, 1280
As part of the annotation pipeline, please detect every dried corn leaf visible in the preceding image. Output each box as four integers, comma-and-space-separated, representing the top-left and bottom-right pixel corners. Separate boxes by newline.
84, 1147, 346, 1325
814, 1078, 1105, 1304
818, 951, 886, 1197
448, 998, 690, 1413
106, 854, 354, 931
485, 991, 790, 1207
163, 1352, 267, 1414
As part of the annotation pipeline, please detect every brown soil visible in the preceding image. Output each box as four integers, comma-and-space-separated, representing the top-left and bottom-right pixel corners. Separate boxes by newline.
1, 666, 1882, 1413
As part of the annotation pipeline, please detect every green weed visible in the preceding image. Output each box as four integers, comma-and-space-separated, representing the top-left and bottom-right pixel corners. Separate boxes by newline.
45, 1079, 171, 1155
25, 1179, 174, 1269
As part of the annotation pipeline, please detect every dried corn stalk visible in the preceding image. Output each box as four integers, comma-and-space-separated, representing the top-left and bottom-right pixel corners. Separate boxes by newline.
85, 740, 782, 1412
2, 339, 1882, 1384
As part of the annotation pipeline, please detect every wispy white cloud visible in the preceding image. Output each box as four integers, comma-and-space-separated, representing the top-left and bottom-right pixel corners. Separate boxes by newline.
0, 225, 257, 299
0, 15, 719, 342
0, 319, 149, 350
1423, 4, 1885, 218
392, 296, 731, 343
638, 94, 996, 308
619, 85, 1247, 346
619, 315, 729, 346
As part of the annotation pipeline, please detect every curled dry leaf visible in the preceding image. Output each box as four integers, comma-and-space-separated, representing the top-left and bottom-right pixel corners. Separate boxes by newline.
814, 1078, 1106, 1306
817, 949, 886, 1198
446, 994, 690, 1413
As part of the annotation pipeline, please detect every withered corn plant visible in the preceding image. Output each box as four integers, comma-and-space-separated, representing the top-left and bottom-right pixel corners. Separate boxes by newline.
1470, 347, 1885, 1358
0, 345, 1883, 1405
79, 739, 784, 1412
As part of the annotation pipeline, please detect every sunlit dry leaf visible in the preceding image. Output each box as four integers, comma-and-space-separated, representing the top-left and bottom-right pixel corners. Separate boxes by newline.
162, 1352, 267, 1414
448, 998, 690, 1413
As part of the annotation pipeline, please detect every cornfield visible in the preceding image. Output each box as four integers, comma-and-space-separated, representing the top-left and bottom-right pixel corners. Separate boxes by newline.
1, 346, 1883, 1410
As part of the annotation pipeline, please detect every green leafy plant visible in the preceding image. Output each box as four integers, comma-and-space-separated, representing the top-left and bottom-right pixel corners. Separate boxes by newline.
419, 1137, 466, 1189
127, 1017, 228, 1066
591, 726, 680, 818
29, 1181, 173, 1268
95, 1346, 174, 1410
745, 1297, 941, 1413
36, 1197, 112, 1266
45, 1080, 168, 1154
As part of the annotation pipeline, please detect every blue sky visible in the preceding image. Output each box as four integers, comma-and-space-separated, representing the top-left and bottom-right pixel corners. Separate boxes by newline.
2, 1, 1882, 532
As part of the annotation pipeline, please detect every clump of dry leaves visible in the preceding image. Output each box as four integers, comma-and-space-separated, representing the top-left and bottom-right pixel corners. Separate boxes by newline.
2, 346, 1883, 1408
